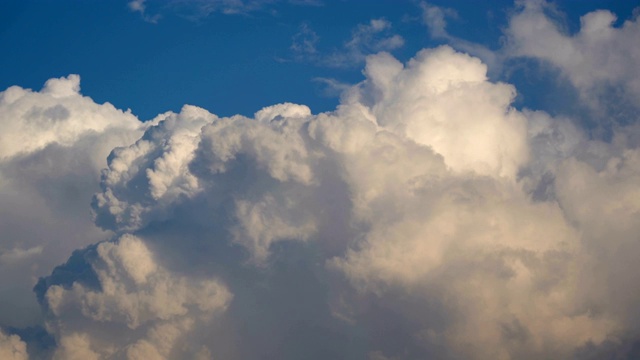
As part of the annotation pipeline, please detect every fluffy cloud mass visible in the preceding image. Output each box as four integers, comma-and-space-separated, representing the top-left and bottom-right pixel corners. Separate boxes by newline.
0, 75, 143, 329
39, 234, 231, 359
2, 2, 640, 359
0, 330, 28, 360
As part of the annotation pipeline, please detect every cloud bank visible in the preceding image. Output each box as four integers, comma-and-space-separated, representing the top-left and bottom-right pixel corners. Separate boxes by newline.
3, 2, 640, 359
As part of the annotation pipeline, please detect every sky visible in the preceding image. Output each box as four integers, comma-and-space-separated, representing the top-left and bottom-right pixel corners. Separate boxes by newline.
1, 0, 640, 359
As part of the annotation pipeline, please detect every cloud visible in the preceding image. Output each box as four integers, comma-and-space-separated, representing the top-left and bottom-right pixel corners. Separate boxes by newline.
170, 0, 277, 18
93, 102, 319, 262
4, 5, 640, 358
504, 0, 640, 128
37, 234, 231, 359
312, 77, 352, 97
348, 46, 528, 179
290, 23, 319, 58
0, 330, 28, 360
290, 19, 405, 68
0, 75, 143, 328
93, 105, 215, 233
130, 0, 322, 22
128, 0, 161, 23
0, 75, 139, 160
419, 2, 500, 73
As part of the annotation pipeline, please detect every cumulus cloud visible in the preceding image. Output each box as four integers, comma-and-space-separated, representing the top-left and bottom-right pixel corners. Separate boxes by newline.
0, 75, 143, 328
93, 105, 215, 233
27, 42, 631, 359
4, 5, 640, 359
0, 246, 43, 265
37, 234, 231, 359
347, 46, 528, 179
0, 330, 28, 360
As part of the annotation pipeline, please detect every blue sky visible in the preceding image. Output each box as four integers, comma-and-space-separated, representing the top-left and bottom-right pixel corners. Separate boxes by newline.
2, 1, 640, 359
2, 0, 635, 120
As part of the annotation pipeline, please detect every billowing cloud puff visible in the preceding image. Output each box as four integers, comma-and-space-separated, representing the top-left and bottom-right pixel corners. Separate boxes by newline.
0, 330, 28, 360
93, 105, 215, 232
344, 46, 528, 179
0, 74, 139, 160
0, 75, 143, 328
39, 234, 231, 359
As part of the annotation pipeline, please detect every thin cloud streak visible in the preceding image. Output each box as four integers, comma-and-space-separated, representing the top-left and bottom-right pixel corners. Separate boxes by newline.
289, 18, 404, 68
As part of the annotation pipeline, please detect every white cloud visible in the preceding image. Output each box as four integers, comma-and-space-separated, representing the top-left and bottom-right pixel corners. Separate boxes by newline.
76, 45, 639, 358
312, 77, 352, 97
41, 234, 231, 359
504, 0, 640, 125
0, 74, 139, 160
93, 102, 319, 262
0, 75, 143, 328
4, 8, 640, 358
290, 23, 319, 58
93, 105, 215, 232
347, 46, 528, 179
